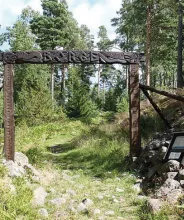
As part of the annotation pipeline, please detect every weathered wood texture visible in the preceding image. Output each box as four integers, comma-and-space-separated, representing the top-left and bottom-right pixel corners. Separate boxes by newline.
0, 51, 145, 65
0, 50, 144, 161
129, 64, 141, 157
4, 64, 15, 161
139, 84, 184, 103
140, 87, 172, 129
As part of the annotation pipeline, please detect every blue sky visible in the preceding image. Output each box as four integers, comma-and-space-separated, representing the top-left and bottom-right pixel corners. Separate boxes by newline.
0, 0, 122, 50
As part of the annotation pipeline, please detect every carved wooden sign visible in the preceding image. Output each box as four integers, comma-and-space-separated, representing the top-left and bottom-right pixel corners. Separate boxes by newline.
0, 50, 145, 65
1, 49, 144, 161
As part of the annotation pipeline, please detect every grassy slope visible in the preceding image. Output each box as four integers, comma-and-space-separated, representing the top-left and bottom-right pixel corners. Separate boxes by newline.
0, 118, 182, 219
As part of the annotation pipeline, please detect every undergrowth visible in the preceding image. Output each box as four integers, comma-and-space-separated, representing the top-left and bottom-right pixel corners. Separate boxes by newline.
1, 114, 182, 219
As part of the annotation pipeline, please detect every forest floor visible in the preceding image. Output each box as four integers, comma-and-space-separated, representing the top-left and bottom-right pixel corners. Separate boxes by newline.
0, 115, 180, 219
16, 120, 143, 220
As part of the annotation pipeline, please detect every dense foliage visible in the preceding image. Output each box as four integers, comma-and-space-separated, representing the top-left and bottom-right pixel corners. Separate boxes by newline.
0, 0, 182, 125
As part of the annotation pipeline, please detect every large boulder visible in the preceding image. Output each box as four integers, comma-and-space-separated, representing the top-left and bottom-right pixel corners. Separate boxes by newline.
32, 186, 48, 207
15, 152, 29, 167
156, 179, 181, 197
159, 160, 180, 173
161, 172, 178, 181
166, 189, 183, 204
148, 198, 163, 213
3, 160, 25, 177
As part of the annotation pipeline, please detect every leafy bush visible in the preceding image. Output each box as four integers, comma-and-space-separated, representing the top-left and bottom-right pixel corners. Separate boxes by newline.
116, 94, 129, 113
25, 147, 44, 166
15, 87, 65, 126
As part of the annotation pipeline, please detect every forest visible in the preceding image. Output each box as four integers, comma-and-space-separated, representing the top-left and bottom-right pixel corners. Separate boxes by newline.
0, 0, 184, 219
0, 0, 180, 125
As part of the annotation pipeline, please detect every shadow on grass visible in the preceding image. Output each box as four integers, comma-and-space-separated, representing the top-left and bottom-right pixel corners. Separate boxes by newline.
47, 142, 76, 153
45, 124, 130, 178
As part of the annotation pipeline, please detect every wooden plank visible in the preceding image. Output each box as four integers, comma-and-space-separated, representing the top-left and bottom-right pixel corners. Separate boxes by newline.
0, 51, 145, 65
4, 64, 15, 161
141, 87, 172, 129
129, 64, 141, 157
139, 84, 184, 103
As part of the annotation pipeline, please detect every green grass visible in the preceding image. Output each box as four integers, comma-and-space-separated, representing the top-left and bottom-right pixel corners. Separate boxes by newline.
0, 119, 182, 219
0, 176, 39, 220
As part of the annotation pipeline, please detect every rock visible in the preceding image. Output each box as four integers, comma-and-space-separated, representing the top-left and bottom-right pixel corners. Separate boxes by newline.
77, 202, 87, 213
68, 204, 77, 213
132, 157, 138, 162
15, 152, 29, 167
180, 180, 184, 187
82, 198, 94, 207
49, 188, 56, 194
116, 188, 124, 193
156, 179, 181, 197
161, 141, 170, 148
161, 172, 178, 180
9, 184, 16, 194
4, 160, 25, 177
159, 146, 168, 154
145, 150, 157, 160
152, 140, 162, 150
49, 198, 66, 206
160, 160, 180, 173
66, 189, 76, 196
93, 209, 101, 215
163, 178, 180, 189
105, 210, 115, 216
113, 199, 119, 203
24, 164, 40, 177
178, 169, 184, 180
148, 198, 163, 213
97, 195, 104, 200
166, 189, 183, 204
132, 182, 142, 193
54, 211, 68, 219
38, 208, 49, 218
32, 187, 48, 206
137, 195, 147, 200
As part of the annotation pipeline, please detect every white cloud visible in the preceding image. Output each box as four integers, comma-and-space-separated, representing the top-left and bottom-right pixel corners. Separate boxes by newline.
69, 0, 121, 40
0, 0, 42, 27
0, 0, 121, 42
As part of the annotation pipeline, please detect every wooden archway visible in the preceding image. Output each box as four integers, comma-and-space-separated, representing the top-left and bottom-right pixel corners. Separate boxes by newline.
0, 50, 145, 160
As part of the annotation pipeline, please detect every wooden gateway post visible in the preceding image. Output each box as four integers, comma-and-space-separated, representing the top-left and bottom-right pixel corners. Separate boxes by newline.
4, 64, 15, 161
129, 64, 141, 157
0, 50, 144, 160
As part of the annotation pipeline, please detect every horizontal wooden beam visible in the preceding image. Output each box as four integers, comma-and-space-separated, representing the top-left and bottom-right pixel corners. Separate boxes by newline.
139, 84, 184, 103
0, 50, 145, 65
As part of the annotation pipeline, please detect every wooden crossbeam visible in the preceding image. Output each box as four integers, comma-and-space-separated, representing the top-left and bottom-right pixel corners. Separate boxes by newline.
0, 50, 145, 161
0, 50, 145, 65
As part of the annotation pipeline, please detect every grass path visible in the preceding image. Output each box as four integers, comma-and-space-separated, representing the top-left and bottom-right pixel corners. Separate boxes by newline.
14, 120, 145, 219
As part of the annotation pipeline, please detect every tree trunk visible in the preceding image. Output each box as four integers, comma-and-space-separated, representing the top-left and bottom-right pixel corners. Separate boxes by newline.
50, 64, 54, 100
98, 64, 101, 98
103, 80, 105, 105
146, 5, 151, 87
177, 3, 184, 88
61, 64, 66, 106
